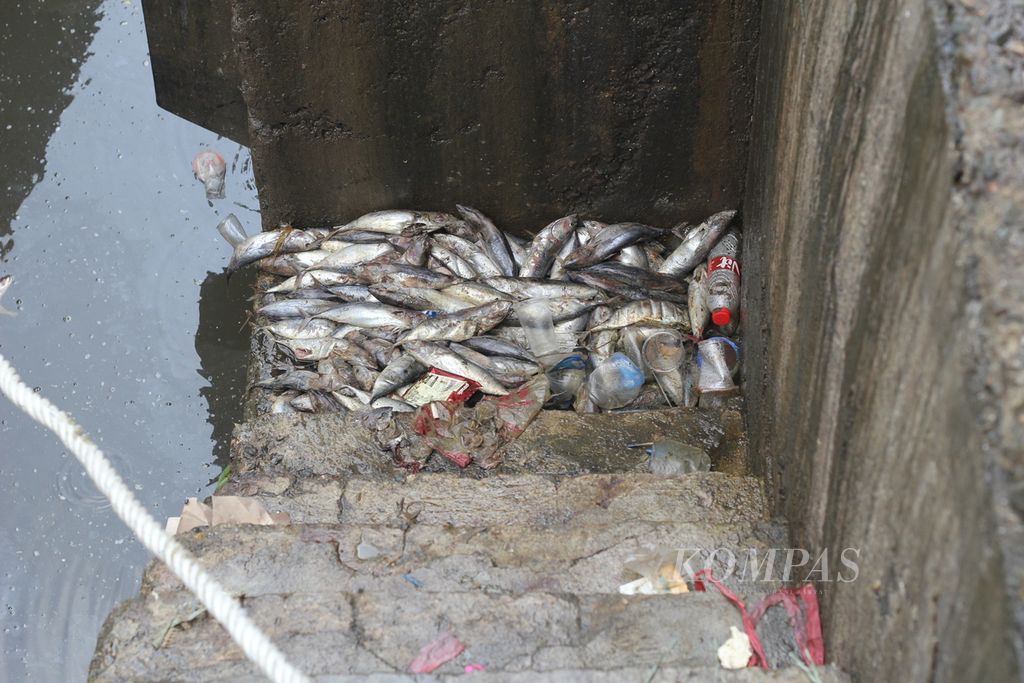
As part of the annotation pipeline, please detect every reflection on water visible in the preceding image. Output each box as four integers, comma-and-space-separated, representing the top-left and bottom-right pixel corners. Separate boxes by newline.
0, 1, 258, 681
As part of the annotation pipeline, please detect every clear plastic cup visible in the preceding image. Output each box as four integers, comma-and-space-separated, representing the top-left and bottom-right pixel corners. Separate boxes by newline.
588, 352, 646, 410
514, 299, 559, 361
641, 330, 688, 374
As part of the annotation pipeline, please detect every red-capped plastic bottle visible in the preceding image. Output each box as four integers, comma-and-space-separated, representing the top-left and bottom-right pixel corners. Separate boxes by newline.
705, 229, 741, 332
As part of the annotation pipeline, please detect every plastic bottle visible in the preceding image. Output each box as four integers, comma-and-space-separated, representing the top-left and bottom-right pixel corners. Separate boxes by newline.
587, 352, 646, 410
705, 228, 741, 332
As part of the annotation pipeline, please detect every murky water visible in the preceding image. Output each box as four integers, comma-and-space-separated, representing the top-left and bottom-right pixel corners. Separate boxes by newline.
0, 2, 258, 680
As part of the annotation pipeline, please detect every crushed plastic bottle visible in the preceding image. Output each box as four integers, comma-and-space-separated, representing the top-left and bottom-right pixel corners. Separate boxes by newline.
705, 228, 740, 333
696, 337, 739, 395
216, 213, 248, 247
588, 352, 645, 410
192, 148, 227, 200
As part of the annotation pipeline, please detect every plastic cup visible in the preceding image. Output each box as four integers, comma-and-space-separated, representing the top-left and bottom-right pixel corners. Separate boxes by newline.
642, 330, 688, 374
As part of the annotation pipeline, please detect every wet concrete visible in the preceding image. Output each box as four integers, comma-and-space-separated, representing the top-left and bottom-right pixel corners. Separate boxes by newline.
0, 2, 258, 680
742, 0, 1023, 680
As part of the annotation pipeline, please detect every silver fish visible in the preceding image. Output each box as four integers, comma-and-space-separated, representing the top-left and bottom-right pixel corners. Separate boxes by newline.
659, 210, 736, 277
587, 306, 619, 362
369, 285, 476, 313
371, 354, 428, 401
548, 230, 579, 280
430, 245, 477, 279
441, 281, 512, 306
433, 234, 503, 277
563, 222, 666, 269
276, 337, 377, 366
457, 205, 517, 277
351, 365, 377, 392
398, 300, 513, 343
256, 369, 328, 392
258, 251, 332, 276
505, 232, 528, 269
258, 299, 337, 320
332, 210, 464, 236
271, 390, 301, 414
320, 239, 356, 252
566, 270, 688, 305
688, 266, 709, 339
0, 275, 15, 316
316, 303, 423, 330
581, 262, 689, 295
644, 243, 666, 271
506, 297, 605, 325
352, 262, 454, 289
263, 318, 337, 339
590, 300, 691, 332
519, 215, 577, 278
371, 397, 416, 412
228, 228, 321, 272
397, 235, 431, 266
322, 230, 391, 244
615, 245, 649, 269
482, 276, 602, 301
331, 388, 370, 411
324, 285, 378, 303
448, 342, 541, 386
267, 270, 362, 293
462, 336, 536, 362
401, 341, 508, 395
577, 219, 606, 244
313, 242, 395, 270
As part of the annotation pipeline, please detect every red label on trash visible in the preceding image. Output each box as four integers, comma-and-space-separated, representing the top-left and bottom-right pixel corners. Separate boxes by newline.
708, 255, 740, 277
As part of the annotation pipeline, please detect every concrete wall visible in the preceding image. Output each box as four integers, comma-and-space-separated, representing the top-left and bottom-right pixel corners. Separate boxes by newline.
742, 1, 1022, 680
228, 0, 759, 232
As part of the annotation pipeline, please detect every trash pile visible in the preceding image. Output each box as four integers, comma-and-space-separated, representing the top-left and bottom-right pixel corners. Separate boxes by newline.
218, 206, 742, 468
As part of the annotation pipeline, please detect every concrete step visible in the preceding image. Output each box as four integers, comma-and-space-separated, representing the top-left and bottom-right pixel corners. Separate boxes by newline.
230, 404, 750, 478
139, 520, 787, 598
220, 471, 769, 528
91, 589, 806, 681
222, 669, 850, 682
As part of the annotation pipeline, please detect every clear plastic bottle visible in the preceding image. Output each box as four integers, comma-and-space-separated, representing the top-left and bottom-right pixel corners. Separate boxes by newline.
588, 352, 646, 410
706, 229, 741, 331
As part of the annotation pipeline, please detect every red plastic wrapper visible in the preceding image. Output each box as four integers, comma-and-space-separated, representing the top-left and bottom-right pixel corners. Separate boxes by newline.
413, 374, 549, 468
408, 632, 465, 674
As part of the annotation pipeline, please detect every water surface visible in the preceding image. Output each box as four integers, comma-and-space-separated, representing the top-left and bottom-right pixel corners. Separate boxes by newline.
0, 2, 258, 680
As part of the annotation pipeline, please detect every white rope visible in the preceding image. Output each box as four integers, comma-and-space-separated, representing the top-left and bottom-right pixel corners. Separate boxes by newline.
0, 353, 311, 683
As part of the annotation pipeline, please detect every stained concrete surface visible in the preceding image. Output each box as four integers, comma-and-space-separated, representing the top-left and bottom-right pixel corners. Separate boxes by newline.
217, 0, 758, 232
742, 0, 1023, 680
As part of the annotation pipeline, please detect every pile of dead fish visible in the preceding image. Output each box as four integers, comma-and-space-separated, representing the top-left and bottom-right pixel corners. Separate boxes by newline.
218, 206, 740, 421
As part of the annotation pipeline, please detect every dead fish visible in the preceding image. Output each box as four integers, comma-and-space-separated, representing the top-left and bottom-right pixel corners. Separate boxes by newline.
332, 210, 465, 236
323, 230, 392, 244
0, 275, 15, 316
644, 243, 666, 271
441, 281, 512, 306
615, 245, 649, 269
323, 285, 378, 302
351, 365, 377, 392
396, 235, 431, 266
398, 300, 513, 343
263, 318, 337, 339
462, 336, 536, 362
688, 266, 709, 339
506, 297, 606, 325
312, 242, 395, 270
267, 270, 362, 293
563, 222, 666, 269
271, 390, 301, 414
258, 299, 337, 320
316, 303, 423, 330
276, 337, 377, 366
566, 270, 688, 306
320, 239, 356, 252
352, 333, 394, 367
402, 341, 508, 395
519, 215, 577, 278
482, 277, 602, 301
228, 228, 321, 272
256, 369, 327, 392
371, 354, 428, 400
590, 300, 691, 332
573, 382, 598, 414
577, 219, 606, 244
457, 205, 517, 277
331, 387, 371, 411
371, 396, 416, 412
588, 306, 619, 362
581, 262, 689, 295
659, 210, 736, 277
505, 232, 528, 269
449, 342, 541, 386
369, 284, 475, 313
549, 230, 579, 280
433, 234, 503, 277
258, 250, 329, 276
352, 262, 454, 289
430, 245, 477, 279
